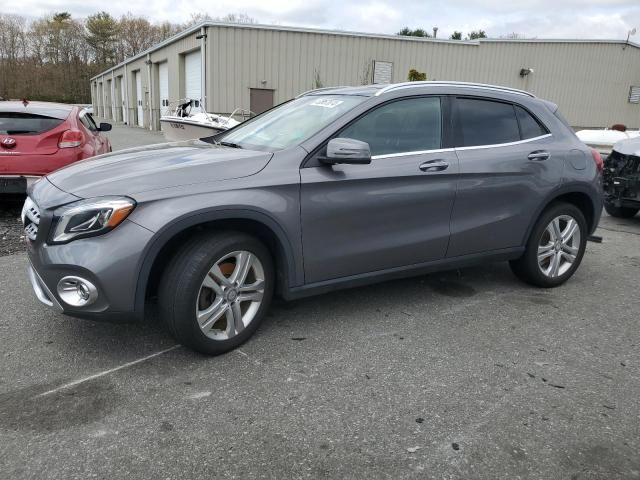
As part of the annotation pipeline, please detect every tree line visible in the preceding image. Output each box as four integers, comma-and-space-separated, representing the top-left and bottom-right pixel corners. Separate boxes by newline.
0, 12, 254, 104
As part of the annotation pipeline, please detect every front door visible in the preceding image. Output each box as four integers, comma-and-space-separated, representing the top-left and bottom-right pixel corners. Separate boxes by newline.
300, 96, 458, 283
250, 89, 274, 115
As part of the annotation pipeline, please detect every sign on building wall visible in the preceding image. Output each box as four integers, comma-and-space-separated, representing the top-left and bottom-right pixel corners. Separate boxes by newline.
373, 61, 393, 84
629, 86, 640, 104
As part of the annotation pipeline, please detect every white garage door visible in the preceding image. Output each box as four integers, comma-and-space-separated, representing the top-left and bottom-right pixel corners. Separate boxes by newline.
184, 50, 202, 112
135, 71, 144, 127
158, 62, 169, 116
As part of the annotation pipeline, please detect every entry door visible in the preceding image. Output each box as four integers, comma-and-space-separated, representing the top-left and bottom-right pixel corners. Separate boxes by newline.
135, 71, 144, 127
184, 50, 201, 112
158, 62, 169, 116
300, 96, 458, 283
447, 97, 564, 257
250, 89, 274, 115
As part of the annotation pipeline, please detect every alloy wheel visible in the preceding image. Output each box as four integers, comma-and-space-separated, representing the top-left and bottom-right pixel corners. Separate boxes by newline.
196, 250, 265, 340
537, 215, 581, 278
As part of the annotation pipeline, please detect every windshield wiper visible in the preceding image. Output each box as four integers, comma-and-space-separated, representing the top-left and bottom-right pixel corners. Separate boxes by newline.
219, 141, 243, 149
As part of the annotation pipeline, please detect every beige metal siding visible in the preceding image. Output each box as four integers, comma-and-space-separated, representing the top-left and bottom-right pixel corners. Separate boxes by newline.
94, 23, 640, 130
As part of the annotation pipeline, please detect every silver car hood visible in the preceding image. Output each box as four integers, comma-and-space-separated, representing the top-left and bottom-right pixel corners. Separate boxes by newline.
46, 140, 273, 198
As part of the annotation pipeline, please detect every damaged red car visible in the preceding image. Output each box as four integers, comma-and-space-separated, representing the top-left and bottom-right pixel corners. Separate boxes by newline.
0, 101, 112, 194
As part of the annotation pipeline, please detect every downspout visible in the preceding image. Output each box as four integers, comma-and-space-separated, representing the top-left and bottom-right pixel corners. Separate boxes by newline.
102, 76, 107, 119
123, 63, 129, 125
199, 26, 207, 112
111, 70, 116, 121
146, 53, 153, 130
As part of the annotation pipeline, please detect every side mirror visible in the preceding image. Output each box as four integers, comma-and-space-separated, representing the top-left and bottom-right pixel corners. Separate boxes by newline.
319, 138, 372, 165
98, 122, 112, 132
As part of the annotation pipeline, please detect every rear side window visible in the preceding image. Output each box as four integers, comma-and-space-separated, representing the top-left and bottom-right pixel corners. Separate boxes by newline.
456, 98, 520, 147
0, 113, 64, 135
340, 97, 442, 156
79, 112, 98, 131
515, 105, 547, 139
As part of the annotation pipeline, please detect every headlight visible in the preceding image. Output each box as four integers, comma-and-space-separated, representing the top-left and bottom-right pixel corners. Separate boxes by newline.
50, 196, 136, 244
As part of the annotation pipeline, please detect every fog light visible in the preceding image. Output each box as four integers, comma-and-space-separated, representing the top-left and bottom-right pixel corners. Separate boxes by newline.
57, 276, 98, 307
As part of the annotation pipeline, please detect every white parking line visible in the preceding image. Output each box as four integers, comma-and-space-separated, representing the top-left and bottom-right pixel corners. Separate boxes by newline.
35, 345, 181, 397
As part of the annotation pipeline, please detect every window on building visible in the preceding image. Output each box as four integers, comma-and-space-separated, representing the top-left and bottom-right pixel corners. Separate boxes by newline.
340, 97, 442, 156
457, 98, 520, 147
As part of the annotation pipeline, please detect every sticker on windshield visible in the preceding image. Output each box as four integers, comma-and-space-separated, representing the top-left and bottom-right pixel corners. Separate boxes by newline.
310, 99, 344, 108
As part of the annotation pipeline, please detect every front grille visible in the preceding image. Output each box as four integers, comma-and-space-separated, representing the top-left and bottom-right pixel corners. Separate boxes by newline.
21, 196, 41, 241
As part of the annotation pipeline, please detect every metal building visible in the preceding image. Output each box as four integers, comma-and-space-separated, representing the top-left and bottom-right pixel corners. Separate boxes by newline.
90, 21, 640, 130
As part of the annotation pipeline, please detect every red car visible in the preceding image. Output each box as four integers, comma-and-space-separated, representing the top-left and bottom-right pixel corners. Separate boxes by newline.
0, 101, 112, 194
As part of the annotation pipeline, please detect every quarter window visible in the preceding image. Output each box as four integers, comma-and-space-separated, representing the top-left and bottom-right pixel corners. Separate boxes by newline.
456, 98, 520, 147
339, 97, 442, 156
515, 105, 548, 139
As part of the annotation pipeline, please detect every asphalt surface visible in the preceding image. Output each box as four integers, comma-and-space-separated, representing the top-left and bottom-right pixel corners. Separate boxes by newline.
1, 124, 639, 479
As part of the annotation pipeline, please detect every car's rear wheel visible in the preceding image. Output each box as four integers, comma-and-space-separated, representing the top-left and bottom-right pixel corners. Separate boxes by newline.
510, 202, 587, 288
604, 203, 638, 219
158, 232, 274, 355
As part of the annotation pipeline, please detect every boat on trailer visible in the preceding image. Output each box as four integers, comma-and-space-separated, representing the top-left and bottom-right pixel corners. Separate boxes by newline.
160, 99, 250, 141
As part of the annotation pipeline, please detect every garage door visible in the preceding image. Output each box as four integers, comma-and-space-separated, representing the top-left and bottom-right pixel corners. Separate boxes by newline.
158, 62, 169, 116
184, 50, 201, 112
134, 70, 144, 127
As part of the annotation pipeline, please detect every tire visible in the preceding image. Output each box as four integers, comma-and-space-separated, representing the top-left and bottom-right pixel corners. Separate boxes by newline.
604, 203, 638, 219
158, 231, 274, 355
509, 202, 587, 288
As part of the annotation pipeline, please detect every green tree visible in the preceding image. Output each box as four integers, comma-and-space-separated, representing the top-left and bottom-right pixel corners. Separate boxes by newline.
86, 11, 119, 66
450, 31, 462, 40
467, 30, 487, 40
408, 69, 427, 81
397, 27, 431, 38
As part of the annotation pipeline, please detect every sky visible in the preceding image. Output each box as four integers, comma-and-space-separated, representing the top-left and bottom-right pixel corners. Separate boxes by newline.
5, 0, 640, 41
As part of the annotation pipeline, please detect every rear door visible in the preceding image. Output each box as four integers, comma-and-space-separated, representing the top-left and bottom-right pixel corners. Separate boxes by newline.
79, 110, 107, 154
447, 96, 562, 257
300, 96, 458, 283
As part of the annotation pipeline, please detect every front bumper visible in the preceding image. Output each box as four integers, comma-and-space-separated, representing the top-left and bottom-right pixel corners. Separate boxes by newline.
25, 210, 154, 321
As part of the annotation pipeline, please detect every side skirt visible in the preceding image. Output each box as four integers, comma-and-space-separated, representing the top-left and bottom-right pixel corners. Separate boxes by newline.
283, 246, 525, 301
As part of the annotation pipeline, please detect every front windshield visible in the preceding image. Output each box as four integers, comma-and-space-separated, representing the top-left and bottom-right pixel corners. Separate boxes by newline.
221, 95, 366, 151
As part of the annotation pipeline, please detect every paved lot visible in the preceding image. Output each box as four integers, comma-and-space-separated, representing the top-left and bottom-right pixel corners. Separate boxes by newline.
1, 124, 639, 478
0, 211, 639, 479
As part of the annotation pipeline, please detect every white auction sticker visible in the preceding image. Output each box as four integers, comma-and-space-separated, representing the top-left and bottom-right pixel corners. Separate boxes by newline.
310, 99, 343, 108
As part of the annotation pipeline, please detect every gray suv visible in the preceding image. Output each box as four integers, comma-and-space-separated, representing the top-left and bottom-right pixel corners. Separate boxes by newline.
23, 82, 602, 355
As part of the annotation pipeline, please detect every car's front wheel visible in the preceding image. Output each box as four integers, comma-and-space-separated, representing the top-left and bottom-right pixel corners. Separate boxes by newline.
158, 231, 274, 355
510, 202, 587, 288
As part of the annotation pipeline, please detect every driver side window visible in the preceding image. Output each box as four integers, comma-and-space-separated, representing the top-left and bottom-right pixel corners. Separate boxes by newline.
339, 97, 442, 156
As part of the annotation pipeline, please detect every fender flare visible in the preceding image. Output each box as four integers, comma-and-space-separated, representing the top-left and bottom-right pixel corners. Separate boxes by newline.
522, 182, 603, 244
132, 207, 301, 317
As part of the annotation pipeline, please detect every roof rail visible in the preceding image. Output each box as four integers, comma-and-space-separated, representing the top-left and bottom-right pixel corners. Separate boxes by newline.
296, 86, 351, 98
374, 81, 535, 98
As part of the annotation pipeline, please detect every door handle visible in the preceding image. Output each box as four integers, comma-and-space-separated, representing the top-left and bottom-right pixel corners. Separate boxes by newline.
419, 159, 449, 172
528, 150, 550, 161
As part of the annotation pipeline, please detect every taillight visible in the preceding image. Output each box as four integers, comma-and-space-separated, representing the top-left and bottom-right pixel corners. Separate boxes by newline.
591, 148, 603, 172
58, 129, 84, 149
